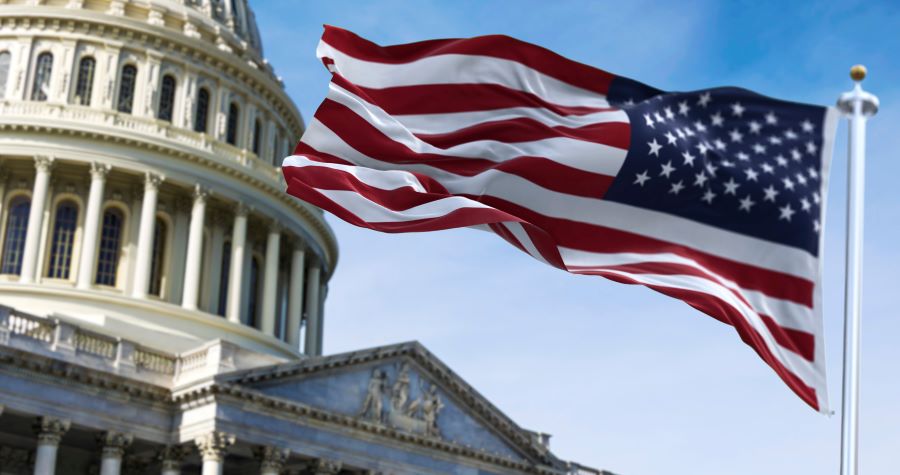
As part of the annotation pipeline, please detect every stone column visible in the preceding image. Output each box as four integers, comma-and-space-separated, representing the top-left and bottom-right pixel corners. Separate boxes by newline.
132, 173, 163, 298
253, 446, 290, 475
98, 431, 132, 475
32, 416, 70, 475
286, 246, 305, 350
77, 162, 111, 289
260, 223, 280, 335
225, 203, 248, 323
20, 156, 53, 283
157, 446, 185, 475
182, 185, 209, 310
194, 432, 235, 475
203, 216, 226, 313
303, 264, 321, 356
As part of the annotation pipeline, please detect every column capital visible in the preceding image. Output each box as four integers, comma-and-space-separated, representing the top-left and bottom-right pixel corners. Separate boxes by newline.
235, 201, 252, 217
98, 430, 133, 458
33, 416, 71, 444
157, 445, 186, 469
307, 458, 342, 475
268, 219, 282, 234
89, 162, 112, 181
34, 155, 54, 174
194, 432, 235, 462
144, 172, 165, 191
193, 184, 211, 203
253, 445, 290, 472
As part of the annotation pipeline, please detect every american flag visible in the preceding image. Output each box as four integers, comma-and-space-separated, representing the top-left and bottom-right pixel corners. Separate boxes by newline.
282, 26, 837, 411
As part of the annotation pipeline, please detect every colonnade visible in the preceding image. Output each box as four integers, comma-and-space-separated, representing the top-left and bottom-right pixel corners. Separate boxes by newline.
2, 156, 326, 355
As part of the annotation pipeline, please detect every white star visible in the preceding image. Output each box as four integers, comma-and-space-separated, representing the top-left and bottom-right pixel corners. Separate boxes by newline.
660, 161, 675, 178
729, 129, 744, 143
634, 170, 650, 186
775, 155, 788, 167
768, 136, 783, 145
644, 113, 655, 128
779, 204, 796, 221
675, 128, 686, 139
694, 171, 708, 187
664, 131, 678, 145
682, 151, 697, 166
801, 198, 811, 211
723, 178, 740, 195
808, 167, 819, 179
696, 142, 709, 156
678, 101, 690, 116
654, 111, 665, 123
765, 112, 778, 125
664, 107, 675, 120
648, 138, 663, 156
710, 112, 724, 126
721, 160, 735, 168
706, 162, 718, 176
701, 189, 716, 204
796, 173, 808, 186
684, 127, 696, 137
698, 92, 712, 108
623, 98, 635, 107
814, 220, 821, 232
694, 120, 707, 133
763, 185, 779, 202
744, 168, 759, 181
801, 119, 814, 132
791, 148, 802, 161
713, 139, 727, 150
739, 195, 756, 212
736, 151, 750, 161
812, 192, 820, 204
748, 121, 762, 134
669, 180, 685, 194
730, 102, 745, 117
761, 163, 775, 174
752, 143, 767, 154
784, 129, 798, 140
782, 177, 795, 190
806, 141, 818, 155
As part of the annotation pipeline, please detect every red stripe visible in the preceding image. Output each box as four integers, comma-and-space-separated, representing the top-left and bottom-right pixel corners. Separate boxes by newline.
313, 99, 616, 198
415, 117, 630, 151
322, 25, 616, 96
582, 269, 819, 410
468, 195, 815, 307
570, 261, 815, 361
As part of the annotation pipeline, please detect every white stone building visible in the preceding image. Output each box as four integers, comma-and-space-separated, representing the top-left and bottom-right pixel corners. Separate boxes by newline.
0, 1, 612, 474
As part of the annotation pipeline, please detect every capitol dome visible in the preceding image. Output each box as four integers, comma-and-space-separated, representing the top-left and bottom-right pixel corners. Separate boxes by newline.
0, 0, 337, 359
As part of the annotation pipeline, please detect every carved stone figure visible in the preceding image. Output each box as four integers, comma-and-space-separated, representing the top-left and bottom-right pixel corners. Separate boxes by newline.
391, 362, 411, 413
359, 369, 387, 422
422, 384, 444, 438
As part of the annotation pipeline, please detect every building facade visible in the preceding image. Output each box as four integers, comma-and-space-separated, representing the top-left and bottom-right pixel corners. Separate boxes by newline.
0, 1, 609, 474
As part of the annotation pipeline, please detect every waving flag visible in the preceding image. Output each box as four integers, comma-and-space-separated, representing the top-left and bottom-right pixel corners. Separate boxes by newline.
282, 26, 837, 411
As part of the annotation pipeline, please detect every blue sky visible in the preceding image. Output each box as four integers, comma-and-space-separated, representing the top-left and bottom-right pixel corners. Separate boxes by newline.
252, 2, 899, 474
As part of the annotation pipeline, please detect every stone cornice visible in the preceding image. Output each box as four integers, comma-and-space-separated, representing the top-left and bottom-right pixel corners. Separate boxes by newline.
174, 382, 562, 475
0, 8, 304, 137
215, 341, 563, 470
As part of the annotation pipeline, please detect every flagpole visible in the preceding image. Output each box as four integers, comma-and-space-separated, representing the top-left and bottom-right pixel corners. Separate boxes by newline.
836, 65, 878, 475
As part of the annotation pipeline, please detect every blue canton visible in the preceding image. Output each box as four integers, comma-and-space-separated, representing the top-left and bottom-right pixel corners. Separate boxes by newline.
604, 78, 828, 255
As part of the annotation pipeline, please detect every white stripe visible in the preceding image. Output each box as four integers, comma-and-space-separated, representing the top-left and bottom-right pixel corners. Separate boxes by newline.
298, 119, 818, 280
282, 156, 429, 193
396, 107, 629, 135
504, 222, 550, 266
317, 189, 493, 223
318, 40, 611, 110
326, 82, 627, 177
558, 247, 818, 333
597, 269, 825, 392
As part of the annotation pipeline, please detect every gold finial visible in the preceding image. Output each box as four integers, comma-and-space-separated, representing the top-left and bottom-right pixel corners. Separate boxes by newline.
850, 64, 867, 82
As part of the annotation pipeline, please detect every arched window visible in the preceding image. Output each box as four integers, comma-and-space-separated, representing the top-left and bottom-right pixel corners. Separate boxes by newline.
46, 200, 78, 279
226, 102, 240, 145
1, 197, 31, 275
0, 51, 11, 100
217, 241, 231, 316
31, 52, 53, 101
148, 217, 167, 297
74, 56, 95, 106
252, 118, 262, 155
116, 64, 137, 113
194, 87, 210, 133
247, 256, 260, 328
95, 208, 124, 286
157, 74, 176, 122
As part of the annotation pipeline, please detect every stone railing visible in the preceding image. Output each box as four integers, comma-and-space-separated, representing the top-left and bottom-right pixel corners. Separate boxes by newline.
0, 100, 280, 182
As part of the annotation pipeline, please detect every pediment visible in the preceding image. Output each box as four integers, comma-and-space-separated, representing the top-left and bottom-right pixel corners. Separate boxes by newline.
219, 342, 559, 467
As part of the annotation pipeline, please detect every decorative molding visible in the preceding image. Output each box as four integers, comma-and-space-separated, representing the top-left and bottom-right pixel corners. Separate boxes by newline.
194, 431, 235, 462
193, 183, 211, 203
157, 445, 186, 470
33, 155, 54, 174
89, 162, 111, 181
253, 445, 291, 472
144, 172, 164, 190
306, 458, 342, 475
32, 416, 71, 445
98, 431, 133, 458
